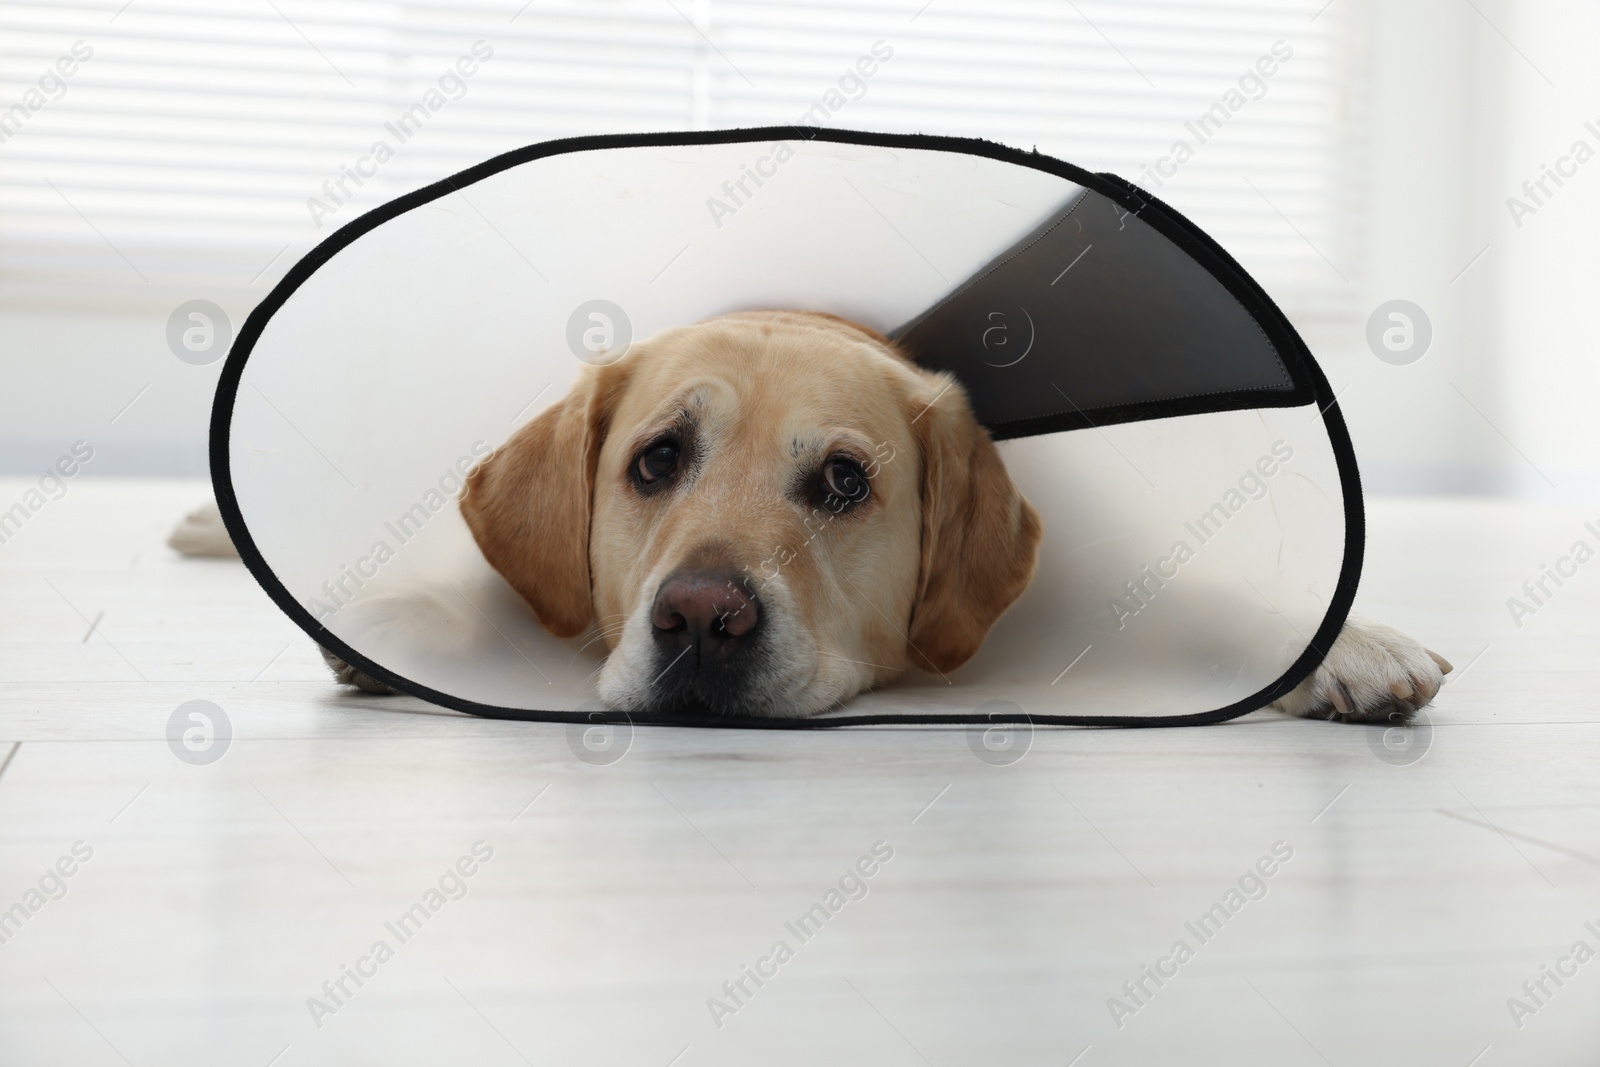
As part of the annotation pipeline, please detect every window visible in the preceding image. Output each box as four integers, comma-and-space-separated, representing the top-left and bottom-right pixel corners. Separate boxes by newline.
0, 0, 1364, 322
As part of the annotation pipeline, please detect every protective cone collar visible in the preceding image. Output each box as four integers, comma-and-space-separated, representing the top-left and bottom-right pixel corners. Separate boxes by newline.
213, 126, 1362, 730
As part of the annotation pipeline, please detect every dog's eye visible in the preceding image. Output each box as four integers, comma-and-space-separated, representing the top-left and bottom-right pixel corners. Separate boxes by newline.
636, 441, 680, 486
819, 455, 870, 507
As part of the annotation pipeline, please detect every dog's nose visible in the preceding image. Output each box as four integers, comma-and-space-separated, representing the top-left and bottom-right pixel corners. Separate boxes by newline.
650, 569, 759, 661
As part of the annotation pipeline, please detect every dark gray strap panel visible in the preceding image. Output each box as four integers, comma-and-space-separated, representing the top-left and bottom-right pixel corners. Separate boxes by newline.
892, 187, 1297, 438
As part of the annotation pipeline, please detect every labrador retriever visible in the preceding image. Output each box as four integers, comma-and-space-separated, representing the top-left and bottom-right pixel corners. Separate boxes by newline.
447, 309, 1451, 721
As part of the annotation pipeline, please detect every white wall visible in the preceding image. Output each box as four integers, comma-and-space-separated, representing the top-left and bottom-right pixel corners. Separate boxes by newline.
0, 304, 232, 477
1496, 1, 1600, 499
1308, 0, 1599, 501
1324, 0, 1510, 495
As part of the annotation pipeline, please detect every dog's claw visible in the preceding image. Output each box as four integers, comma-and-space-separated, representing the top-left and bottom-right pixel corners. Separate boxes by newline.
1427, 649, 1453, 675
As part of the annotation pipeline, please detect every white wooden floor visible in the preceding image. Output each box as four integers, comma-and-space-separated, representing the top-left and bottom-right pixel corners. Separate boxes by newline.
1, 477, 1598, 1066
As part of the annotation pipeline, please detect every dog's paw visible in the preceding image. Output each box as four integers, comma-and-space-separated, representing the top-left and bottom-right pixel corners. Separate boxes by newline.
317, 644, 400, 695
1272, 614, 1451, 724
167, 499, 240, 559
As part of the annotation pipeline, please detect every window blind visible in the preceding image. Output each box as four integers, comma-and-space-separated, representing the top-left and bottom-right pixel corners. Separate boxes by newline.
0, 0, 1364, 321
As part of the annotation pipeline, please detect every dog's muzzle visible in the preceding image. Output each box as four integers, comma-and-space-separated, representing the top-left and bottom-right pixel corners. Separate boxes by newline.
646, 567, 766, 713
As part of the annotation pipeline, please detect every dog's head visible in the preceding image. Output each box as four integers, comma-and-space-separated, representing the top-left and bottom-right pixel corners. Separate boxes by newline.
461, 310, 1041, 716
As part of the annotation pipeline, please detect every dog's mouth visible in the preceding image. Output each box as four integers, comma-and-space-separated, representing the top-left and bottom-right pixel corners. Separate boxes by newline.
641, 643, 780, 718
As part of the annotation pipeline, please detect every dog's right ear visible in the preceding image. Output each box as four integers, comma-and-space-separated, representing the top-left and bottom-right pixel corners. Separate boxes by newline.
460, 364, 626, 638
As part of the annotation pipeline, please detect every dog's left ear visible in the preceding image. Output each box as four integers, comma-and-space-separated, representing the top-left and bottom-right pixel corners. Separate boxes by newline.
460, 361, 629, 638
906, 373, 1043, 673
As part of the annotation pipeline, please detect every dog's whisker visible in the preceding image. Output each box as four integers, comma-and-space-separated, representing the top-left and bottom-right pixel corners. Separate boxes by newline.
571, 623, 629, 661
573, 630, 622, 656
818, 651, 896, 672
837, 573, 952, 685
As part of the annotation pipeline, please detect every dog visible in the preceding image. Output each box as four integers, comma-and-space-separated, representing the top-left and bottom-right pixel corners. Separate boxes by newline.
445, 309, 1451, 721
455, 310, 1038, 717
